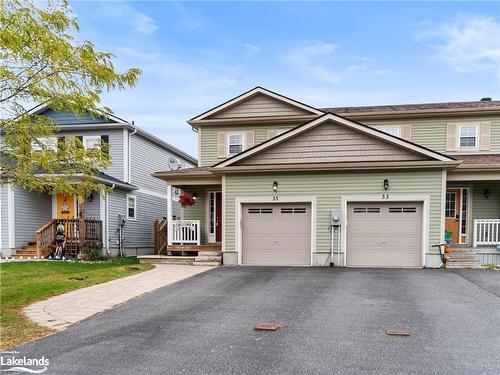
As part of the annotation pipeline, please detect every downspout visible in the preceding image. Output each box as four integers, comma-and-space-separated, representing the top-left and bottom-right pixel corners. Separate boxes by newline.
128, 123, 138, 184
106, 183, 114, 254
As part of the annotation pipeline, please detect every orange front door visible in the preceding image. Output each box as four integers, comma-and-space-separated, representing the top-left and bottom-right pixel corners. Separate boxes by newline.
56, 193, 75, 219
445, 189, 460, 244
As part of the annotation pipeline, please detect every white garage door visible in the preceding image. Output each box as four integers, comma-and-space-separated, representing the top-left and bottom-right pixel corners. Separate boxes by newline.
346, 202, 423, 267
242, 203, 311, 266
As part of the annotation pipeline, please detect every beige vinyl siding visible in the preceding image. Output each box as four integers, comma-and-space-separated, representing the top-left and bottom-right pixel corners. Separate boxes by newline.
364, 115, 500, 154
471, 182, 500, 221
238, 121, 427, 166
199, 124, 294, 166
225, 170, 444, 264
211, 94, 311, 119
182, 188, 208, 243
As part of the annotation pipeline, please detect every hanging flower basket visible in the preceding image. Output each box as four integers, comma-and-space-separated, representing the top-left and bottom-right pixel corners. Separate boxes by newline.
179, 193, 196, 207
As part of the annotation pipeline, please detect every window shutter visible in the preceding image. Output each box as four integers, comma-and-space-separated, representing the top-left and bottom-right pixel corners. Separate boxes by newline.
479, 122, 491, 151
267, 129, 279, 140
245, 131, 254, 150
101, 135, 109, 155
217, 132, 226, 158
446, 123, 457, 151
401, 125, 412, 141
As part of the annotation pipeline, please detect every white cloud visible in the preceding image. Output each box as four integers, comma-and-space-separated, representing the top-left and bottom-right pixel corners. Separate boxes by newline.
286, 42, 342, 83
417, 15, 500, 78
244, 43, 261, 56
135, 13, 158, 35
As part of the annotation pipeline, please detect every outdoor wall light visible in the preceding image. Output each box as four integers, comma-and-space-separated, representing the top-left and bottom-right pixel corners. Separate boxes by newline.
88, 193, 94, 202
383, 179, 389, 191
192, 192, 198, 201
484, 189, 490, 199
272, 181, 278, 192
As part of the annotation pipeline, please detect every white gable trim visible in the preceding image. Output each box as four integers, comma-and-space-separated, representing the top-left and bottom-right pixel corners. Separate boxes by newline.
215, 113, 454, 168
190, 87, 323, 122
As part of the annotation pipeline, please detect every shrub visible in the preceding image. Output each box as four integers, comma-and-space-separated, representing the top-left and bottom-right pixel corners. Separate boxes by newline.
80, 246, 101, 261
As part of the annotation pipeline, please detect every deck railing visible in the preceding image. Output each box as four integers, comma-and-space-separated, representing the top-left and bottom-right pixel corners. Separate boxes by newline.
474, 219, 500, 247
35, 218, 103, 258
35, 219, 57, 258
169, 220, 201, 245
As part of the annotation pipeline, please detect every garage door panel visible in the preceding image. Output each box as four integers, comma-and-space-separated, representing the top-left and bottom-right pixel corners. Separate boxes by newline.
242, 203, 311, 266
347, 202, 423, 267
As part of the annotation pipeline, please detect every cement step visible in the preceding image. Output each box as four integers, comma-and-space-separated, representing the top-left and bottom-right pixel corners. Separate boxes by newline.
198, 251, 222, 257
138, 255, 195, 265
446, 263, 483, 269
194, 255, 222, 263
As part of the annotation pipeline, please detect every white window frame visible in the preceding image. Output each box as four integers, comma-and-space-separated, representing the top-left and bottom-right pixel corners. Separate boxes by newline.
378, 127, 400, 137
32, 137, 57, 151
227, 133, 244, 156
83, 135, 101, 150
126, 194, 137, 221
457, 124, 479, 150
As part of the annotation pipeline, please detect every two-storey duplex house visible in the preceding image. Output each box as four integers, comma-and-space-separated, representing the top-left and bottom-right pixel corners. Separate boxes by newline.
154, 87, 500, 268
0, 106, 196, 258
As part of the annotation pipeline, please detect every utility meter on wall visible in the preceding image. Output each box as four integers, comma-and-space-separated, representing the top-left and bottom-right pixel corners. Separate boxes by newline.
331, 209, 342, 226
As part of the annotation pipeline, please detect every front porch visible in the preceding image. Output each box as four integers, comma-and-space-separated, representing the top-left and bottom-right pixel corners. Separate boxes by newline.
445, 179, 500, 266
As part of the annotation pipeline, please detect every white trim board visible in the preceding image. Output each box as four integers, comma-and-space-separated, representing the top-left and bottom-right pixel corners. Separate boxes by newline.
7, 184, 15, 249
137, 188, 167, 199
341, 194, 430, 268
234, 195, 317, 266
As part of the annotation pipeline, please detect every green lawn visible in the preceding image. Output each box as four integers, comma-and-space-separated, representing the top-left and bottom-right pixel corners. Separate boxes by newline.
0, 258, 153, 350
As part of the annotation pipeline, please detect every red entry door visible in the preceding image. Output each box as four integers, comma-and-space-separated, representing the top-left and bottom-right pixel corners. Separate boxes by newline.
216, 192, 222, 242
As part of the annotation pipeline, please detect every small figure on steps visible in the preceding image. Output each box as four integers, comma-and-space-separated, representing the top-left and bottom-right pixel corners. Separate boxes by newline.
54, 222, 66, 259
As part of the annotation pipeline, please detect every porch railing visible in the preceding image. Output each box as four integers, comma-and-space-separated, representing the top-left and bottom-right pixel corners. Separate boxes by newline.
35, 219, 57, 258
473, 219, 500, 247
169, 220, 201, 245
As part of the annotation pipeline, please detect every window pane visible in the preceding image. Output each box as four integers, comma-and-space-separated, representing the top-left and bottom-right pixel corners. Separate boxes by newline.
85, 136, 101, 150
379, 128, 400, 137
228, 134, 243, 155
460, 137, 476, 147
229, 144, 242, 154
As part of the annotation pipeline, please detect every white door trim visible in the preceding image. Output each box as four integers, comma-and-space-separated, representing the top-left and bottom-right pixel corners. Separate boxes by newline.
206, 190, 221, 243
235, 195, 316, 266
7, 184, 15, 249
341, 194, 430, 268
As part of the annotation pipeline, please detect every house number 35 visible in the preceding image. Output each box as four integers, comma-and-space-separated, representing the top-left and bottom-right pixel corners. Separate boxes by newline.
381, 194, 389, 199
272, 195, 279, 201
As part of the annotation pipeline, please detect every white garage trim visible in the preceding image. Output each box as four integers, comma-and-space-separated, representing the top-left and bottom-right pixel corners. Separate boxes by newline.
341, 194, 430, 268
235, 196, 316, 266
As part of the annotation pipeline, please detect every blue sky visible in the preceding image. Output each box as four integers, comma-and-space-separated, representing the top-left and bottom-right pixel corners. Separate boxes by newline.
71, 1, 500, 158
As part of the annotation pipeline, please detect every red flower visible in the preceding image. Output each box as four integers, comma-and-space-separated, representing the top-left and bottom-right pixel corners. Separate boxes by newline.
178, 193, 196, 207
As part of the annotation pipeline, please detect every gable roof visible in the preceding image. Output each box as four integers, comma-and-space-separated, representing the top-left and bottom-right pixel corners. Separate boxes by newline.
214, 113, 456, 169
188, 86, 323, 126
28, 104, 128, 125
322, 99, 500, 119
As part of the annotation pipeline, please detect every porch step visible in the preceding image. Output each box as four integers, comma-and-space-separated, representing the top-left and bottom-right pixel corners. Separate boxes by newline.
167, 244, 222, 253
193, 261, 221, 266
446, 262, 482, 269
138, 255, 195, 265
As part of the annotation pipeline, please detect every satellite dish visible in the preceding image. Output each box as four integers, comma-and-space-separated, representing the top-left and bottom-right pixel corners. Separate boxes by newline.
168, 157, 181, 170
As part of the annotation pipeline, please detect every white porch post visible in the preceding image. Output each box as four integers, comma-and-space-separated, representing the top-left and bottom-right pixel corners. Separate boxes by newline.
167, 184, 173, 245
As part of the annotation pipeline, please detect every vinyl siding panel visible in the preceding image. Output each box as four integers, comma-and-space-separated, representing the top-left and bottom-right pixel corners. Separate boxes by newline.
365, 115, 500, 154
13, 186, 52, 246
199, 124, 294, 166
471, 182, 500, 220
225, 170, 444, 267
211, 94, 311, 119
83, 195, 101, 219
57, 129, 124, 180
130, 134, 187, 192
238, 121, 427, 166
42, 109, 111, 125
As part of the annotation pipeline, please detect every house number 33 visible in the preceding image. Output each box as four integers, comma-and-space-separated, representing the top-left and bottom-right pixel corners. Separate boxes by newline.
272, 195, 279, 201
381, 194, 389, 199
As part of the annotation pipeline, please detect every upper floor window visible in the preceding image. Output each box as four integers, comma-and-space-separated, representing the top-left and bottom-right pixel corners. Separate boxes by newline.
84, 135, 102, 150
378, 127, 400, 137
458, 125, 478, 149
32, 137, 57, 151
228, 134, 244, 156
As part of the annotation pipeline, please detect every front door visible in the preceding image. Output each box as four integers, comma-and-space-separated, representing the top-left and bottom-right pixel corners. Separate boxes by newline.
56, 193, 75, 219
445, 189, 460, 244
215, 192, 222, 242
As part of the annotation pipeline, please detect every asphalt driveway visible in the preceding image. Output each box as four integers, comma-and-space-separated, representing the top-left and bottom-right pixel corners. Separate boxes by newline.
10, 268, 500, 375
